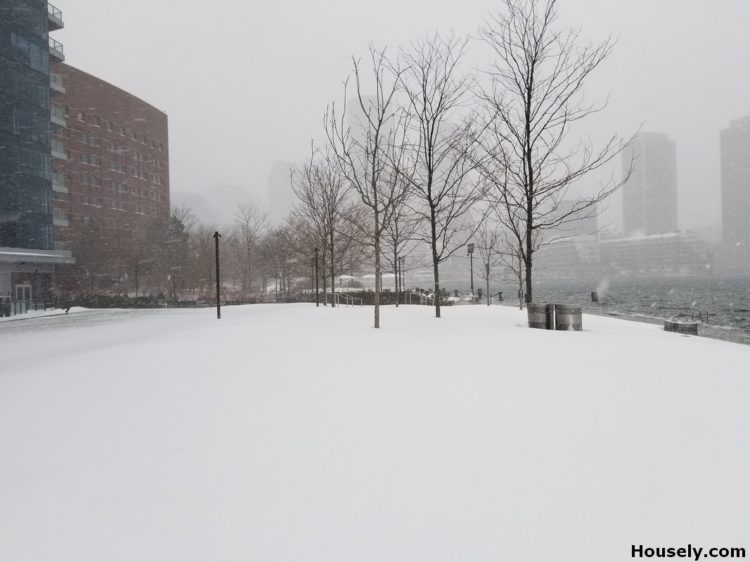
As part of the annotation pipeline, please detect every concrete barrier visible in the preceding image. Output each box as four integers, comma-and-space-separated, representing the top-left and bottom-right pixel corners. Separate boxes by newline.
664, 320, 698, 335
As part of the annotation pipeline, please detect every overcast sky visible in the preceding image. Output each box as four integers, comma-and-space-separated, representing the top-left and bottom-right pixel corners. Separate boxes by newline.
56, 0, 750, 231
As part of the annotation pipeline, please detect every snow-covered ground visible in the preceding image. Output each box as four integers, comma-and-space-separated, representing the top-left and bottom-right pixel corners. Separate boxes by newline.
1, 304, 749, 561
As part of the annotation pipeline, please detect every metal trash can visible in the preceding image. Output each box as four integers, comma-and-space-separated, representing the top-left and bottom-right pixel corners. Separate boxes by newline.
555, 305, 582, 331
527, 303, 554, 329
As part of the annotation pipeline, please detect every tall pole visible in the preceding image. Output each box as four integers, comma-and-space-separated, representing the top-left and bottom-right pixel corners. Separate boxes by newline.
467, 243, 475, 302
396, 255, 400, 306
486, 262, 490, 306
314, 247, 320, 307
213, 231, 222, 319
470, 252, 474, 299
134, 264, 138, 298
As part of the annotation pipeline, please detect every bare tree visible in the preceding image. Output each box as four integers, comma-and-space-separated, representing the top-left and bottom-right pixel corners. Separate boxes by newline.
496, 228, 526, 310
233, 202, 266, 298
399, 33, 487, 318
478, 0, 633, 304
382, 192, 420, 306
474, 220, 502, 306
325, 45, 410, 328
291, 145, 351, 306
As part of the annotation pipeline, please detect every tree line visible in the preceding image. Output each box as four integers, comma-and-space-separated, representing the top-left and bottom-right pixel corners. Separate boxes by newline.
58, 0, 633, 326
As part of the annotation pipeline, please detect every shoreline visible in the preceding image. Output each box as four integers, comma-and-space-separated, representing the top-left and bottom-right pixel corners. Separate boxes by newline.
497, 301, 750, 346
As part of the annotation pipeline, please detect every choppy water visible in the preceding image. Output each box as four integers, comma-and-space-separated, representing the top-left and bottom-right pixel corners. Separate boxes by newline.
507, 277, 750, 345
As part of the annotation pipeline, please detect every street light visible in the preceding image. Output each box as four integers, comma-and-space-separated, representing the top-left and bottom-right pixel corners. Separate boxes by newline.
467, 243, 475, 302
213, 231, 222, 320
314, 247, 320, 307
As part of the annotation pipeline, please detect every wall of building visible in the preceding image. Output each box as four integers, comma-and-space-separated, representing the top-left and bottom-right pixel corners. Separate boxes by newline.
721, 116, 750, 274
622, 132, 678, 236
51, 62, 170, 253
0, 0, 54, 251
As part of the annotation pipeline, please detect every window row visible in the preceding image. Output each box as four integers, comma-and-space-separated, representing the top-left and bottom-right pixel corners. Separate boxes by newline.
74, 174, 167, 200
69, 110, 165, 152
70, 152, 166, 184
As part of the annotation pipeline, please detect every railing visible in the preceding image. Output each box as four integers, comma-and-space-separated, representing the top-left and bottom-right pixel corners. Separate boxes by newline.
339, 293, 363, 306
48, 37, 64, 58
51, 138, 66, 158
51, 105, 66, 123
48, 3, 62, 21
324, 292, 363, 307
50, 73, 65, 92
52, 172, 66, 190
53, 207, 70, 224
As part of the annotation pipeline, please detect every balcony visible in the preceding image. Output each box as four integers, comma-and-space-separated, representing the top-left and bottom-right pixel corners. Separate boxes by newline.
51, 139, 66, 160
53, 207, 70, 227
50, 105, 66, 127
49, 37, 64, 62
48, 3, 64, 31
50, 73, 65, 95
52, 172, 67, 193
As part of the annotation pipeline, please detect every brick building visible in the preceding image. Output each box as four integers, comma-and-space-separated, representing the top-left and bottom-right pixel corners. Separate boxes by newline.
50, 63, 170, 293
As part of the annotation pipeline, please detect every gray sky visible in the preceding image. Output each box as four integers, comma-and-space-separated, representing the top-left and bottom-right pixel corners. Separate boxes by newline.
56, 0, 750, 231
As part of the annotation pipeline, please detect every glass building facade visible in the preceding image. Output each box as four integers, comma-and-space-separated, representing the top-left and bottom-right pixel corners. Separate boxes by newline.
0, 0, 53, 250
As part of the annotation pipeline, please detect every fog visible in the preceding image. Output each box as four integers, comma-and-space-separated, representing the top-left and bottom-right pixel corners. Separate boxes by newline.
56, 0, 750, 230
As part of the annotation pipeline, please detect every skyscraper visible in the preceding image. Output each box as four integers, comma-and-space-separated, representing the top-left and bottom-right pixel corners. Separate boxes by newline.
622, 132, 678, 236
720, 116, 750, 273
0, 1, 74, 301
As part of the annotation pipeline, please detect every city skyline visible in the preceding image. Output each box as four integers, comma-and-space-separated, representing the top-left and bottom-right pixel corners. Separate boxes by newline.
52, 0, 750, 233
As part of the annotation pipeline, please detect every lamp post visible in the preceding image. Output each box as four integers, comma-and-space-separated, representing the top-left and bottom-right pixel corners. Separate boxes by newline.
213, 231, 222, 319
467, 243, 475, 302
314, 247, 320, 307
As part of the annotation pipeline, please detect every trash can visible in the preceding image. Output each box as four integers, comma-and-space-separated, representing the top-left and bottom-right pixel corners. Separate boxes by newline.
527, 303, 554, 329
555, 305, 582, 331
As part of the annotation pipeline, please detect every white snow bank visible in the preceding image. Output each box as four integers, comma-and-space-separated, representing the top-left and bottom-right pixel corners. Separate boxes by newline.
0, 306, 89, 322
1, 304, 748, 561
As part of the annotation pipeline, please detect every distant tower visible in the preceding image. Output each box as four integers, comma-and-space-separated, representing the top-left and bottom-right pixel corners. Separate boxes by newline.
721, 116, 750, 272
622, 132, 678, 236
268, 161, 295, 225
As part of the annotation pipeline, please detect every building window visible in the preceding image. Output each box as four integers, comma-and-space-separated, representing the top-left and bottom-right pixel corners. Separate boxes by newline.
77, 111, 85, 122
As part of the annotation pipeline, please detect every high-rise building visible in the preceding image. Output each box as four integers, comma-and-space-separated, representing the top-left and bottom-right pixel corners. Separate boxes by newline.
720, 116, 750, 273
622, 132, 678, 236
0, 1, 74, 301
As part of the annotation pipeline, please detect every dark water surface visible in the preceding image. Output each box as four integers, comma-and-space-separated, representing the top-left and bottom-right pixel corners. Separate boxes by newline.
507, 277, 750, 345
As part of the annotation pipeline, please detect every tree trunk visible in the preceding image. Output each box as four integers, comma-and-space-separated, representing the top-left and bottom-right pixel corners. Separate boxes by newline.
486, 262, 490, 306
373, 201, 381, 328
374, 242, 381, 328
430, 204, 441, 318
394, 243, 399, 308
329, 230, 335, 308
524, 252, 533, 304
322, 247, 328, 306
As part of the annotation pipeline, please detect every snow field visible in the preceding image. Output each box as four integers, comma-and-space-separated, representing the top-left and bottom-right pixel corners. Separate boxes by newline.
1, 304, 749, 561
